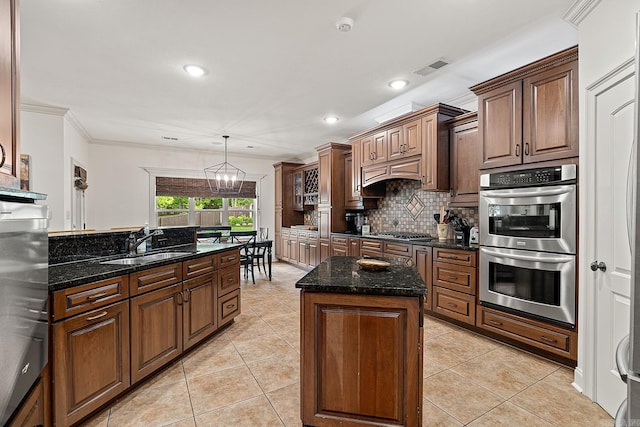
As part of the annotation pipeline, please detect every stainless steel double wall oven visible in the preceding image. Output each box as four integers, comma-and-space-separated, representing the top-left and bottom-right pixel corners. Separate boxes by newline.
479, 164, 577, 326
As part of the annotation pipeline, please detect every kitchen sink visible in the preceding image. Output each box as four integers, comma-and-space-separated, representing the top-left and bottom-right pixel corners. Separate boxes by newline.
100, 251, 194, 265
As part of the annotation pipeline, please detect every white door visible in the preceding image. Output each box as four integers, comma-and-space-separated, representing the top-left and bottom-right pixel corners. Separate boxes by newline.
590, 64, 635, 415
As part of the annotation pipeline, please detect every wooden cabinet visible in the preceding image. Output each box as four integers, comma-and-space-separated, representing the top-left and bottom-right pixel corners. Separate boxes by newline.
448, 112, 481, 206
183, 272, 218, 350
301, 291, 423, 427
51, 275, 129, 321
273, 162, 304, 255
129, 262, 182, 296
383, 241, 413, 266
348, 237, 360, 256
413, 245, 432, 311
361, 132, 388, 166
472, 46, 578, 169
347, 142, 385, 208
298, 230, 319, 268
360, 238, 382, 258
293, 169, 304, 210
218, 254, 240, 327
430, 248, 477, 325
0, 0, 20, 188
477, 305, 577, 360
330, 235, 348, 257
8, 367, 48, 427
53, 300, 130, 426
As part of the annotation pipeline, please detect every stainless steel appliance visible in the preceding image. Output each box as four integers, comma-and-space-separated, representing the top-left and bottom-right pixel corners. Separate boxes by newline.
345, 212, 364, 234
479, 165, 577, 326
367, 231, 432, 242
614, 13, 640, 425
0, 201, 49, 425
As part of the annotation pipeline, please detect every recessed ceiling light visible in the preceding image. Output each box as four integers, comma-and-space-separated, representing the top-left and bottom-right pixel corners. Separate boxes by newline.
183, 64, 206, 77
388, 79, 409, 90
324, 116, 339, 124
336, 17, 354, 32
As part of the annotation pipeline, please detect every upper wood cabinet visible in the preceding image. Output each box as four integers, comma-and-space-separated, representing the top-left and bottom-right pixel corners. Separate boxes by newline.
362, 132, 388, 166
273, 162, 304, 235
0, 0, 20, 188
448, 112, 481, 207
472, 46, 578, 169
317, 143, 350, 232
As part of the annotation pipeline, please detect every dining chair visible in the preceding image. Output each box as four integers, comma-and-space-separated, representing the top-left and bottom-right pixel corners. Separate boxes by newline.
230, 231, 257, 284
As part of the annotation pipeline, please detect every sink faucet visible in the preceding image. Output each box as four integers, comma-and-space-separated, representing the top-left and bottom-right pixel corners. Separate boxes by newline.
126, 227, 164, 255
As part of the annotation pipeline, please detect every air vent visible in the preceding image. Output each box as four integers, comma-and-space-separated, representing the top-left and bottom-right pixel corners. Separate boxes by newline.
161, 136, 179, 141
413, 57, 450, 76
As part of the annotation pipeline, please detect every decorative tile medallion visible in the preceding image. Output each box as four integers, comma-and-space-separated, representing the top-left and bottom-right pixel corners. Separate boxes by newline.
405, 193, 425, 221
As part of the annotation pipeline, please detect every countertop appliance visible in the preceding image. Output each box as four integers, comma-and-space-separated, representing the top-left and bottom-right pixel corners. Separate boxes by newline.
0, 201, 49, 425
345, 212, 364, 235
479, 164, 577, 326
614, 13, 640, 425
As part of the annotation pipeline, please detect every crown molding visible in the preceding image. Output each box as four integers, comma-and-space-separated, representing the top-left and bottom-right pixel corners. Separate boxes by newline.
64, 110, 94, 142
563, 0, 601, 27
21, 103, 69, 116
444, 91, 477, 110
142, 166, 267, 182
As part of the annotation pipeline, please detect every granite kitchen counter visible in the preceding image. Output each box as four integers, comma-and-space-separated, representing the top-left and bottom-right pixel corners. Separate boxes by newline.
331, 232, 478, 252
295, 256, 427, 297
48, 243, 242, 291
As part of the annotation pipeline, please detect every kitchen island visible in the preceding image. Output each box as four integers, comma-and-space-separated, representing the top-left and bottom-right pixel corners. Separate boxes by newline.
296, 256, 426, 427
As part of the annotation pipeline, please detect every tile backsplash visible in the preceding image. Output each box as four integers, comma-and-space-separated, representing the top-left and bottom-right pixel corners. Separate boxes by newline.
366, 180, 478, 236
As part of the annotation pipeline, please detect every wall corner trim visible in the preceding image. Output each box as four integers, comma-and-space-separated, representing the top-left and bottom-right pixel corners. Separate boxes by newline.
563, 0, 602, 27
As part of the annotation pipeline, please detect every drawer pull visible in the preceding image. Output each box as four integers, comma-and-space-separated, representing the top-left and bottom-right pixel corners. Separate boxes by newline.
488, 320, 503, 326
540, 336, 557, 344
447, 275, 458, 280
445, 255, 459, 260
86, 311, 108, 321
446, 302, 457, 308
226, 303, 236, 309
87, 292, 107, 300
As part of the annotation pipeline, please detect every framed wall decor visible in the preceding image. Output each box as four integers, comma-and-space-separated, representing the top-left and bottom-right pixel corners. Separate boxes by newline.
20, 154, 30, 191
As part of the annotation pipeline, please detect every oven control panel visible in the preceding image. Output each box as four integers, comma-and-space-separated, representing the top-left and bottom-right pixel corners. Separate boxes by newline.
481, 165, 577, 188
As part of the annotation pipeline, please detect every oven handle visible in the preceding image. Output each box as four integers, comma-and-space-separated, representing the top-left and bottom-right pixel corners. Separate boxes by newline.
481, 247, 573, 263
481, 187, 572, 198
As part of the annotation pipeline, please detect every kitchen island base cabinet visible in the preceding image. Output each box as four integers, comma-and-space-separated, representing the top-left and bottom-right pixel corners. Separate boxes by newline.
53, 301, 130, 427
301, 292, 423, 427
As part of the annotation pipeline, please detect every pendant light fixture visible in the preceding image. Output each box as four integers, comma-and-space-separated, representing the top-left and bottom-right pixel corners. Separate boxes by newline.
204, 135, 246, 194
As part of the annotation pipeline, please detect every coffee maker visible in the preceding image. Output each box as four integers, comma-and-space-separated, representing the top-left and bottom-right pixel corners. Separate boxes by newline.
345, 212, 364, 234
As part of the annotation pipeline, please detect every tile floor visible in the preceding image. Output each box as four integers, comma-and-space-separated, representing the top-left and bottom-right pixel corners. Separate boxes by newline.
83, 262, 613, 427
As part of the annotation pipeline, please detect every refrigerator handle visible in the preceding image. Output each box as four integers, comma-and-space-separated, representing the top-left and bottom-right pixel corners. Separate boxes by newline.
616, 334, 630, 383
627, 140, 636, 253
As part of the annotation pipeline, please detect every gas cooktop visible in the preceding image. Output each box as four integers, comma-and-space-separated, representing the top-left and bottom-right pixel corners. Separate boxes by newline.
367, 232, 432, 241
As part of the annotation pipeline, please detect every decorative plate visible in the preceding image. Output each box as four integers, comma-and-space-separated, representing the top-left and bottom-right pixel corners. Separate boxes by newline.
356, 258, 390, 271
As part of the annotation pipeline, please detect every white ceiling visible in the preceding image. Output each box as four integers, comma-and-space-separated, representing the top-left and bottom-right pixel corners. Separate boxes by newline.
19, 0, 578, 161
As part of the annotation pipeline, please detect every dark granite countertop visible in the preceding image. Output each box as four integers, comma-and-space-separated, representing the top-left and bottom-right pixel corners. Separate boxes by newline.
295, 256, 427, 297
330, 232, 478, 252
48, 243, 242, 292
0, 186, 47, 201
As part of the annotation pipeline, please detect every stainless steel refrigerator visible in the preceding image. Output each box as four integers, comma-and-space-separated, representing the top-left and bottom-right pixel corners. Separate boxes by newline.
615, 12, 640, 426
0, 200, 49, 425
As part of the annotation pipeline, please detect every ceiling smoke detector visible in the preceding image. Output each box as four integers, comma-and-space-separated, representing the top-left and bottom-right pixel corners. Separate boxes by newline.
336, 17, 354, 32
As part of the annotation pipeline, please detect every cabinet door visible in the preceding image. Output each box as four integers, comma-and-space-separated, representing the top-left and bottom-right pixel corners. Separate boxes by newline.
344, 152, 362, 209
274, 165, 283, 207
478, 80, 523, 169
387, 125, 404, 161
293, 170, 304, 210
372, 131, 388, 164
351, 139, 362, 197
421, 113, 449, 191
8, 376, 44, 427
130, 283, 183, 384
403, 118, 422, 157
298, 240, 309, 266
523, 59, 578, 163
318, 209, 331, 240
348, 238, 360, 257
318, 149, 331, 205
361, 136, 374, 167
319, 239, 331, 262
308, 239, 319, 267
331, 245, 347, 257
450, 119, 481, 206
413, 245, 432, 311
183, 273, 218, 351
0, 0, 19, 187
53, 301, 130, 426
281, 233, 290, 261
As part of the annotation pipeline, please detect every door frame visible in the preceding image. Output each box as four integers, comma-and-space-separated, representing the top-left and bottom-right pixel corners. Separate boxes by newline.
577, 56, 635, 399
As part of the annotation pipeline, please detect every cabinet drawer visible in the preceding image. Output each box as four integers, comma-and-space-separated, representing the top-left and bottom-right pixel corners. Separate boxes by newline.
360, 239, 382, 251
218, 289, 241, 326
183, 255, 216, 280
433, 286, 475, 325
308, 231, 318, 240
130, 263, 182, 295
433, 248, 476, 267
477, 306, 576, 359
52, 275, 129, 320
297, 231, 309, 240
219, 264, 240, 296
433, 262, 476, 295
220, 249, 240, 268
383, 241, 412, 257
331, 236, 348, 246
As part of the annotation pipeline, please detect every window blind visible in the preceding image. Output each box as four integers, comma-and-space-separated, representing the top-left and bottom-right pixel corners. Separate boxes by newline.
156, 177, 256, 199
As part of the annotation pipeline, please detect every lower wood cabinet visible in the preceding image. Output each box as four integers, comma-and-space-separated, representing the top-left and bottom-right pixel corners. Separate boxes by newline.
301, 292, 423, 427
413, 245, 432, 311
432, 286, 475, 324
183, 272, 218, 351
53, 301, 130, 426
8, 368, 47, 427
219, 289, 241, 326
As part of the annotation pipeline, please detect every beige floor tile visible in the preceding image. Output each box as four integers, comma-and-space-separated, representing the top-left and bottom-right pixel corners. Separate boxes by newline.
264, 312, 300, 336
232, 331, 296, 364
423, 370, 504, 424
266, 383, 301, 427
422, 399, 462, 427
423, 315, 459, 339
194, 395, 284, 426
468, 401, 553, 426
223, 317, 274, 344
423, 329, 499, 375
182, 334, 245, 380
451, 346, 559, 398
108, 379, 193, 426
247, 348, 300, 393
187, 365, 263, 415
162, 417, 196, 427
138, 361, 186, 391
81, 407, 109, 427
510, 368, 612, 426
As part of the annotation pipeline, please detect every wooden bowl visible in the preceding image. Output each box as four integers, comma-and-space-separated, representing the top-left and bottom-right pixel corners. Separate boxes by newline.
356, 258, 390, 271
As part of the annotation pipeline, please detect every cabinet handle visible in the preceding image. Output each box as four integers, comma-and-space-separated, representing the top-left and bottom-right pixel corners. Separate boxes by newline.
445, 255, 460, 260
176, 292, 183, 306
0, 143, 5, 169
87, 291, 107, 300
226, 303, 236, 309
446, 302, 457, 308
447, 275, 458, 280
540, 336, 558, 344
488, 319, 503, 326
86, 311, 108, 321
183, 290, 190, 303
524, 142, 530, 156
515, 144, 521, 157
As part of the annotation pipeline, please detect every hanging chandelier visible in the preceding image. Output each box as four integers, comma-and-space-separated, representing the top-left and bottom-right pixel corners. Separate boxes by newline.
204, 135, 246, 194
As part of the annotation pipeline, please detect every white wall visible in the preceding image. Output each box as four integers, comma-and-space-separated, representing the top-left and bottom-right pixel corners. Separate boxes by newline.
87, 141, 276, 234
